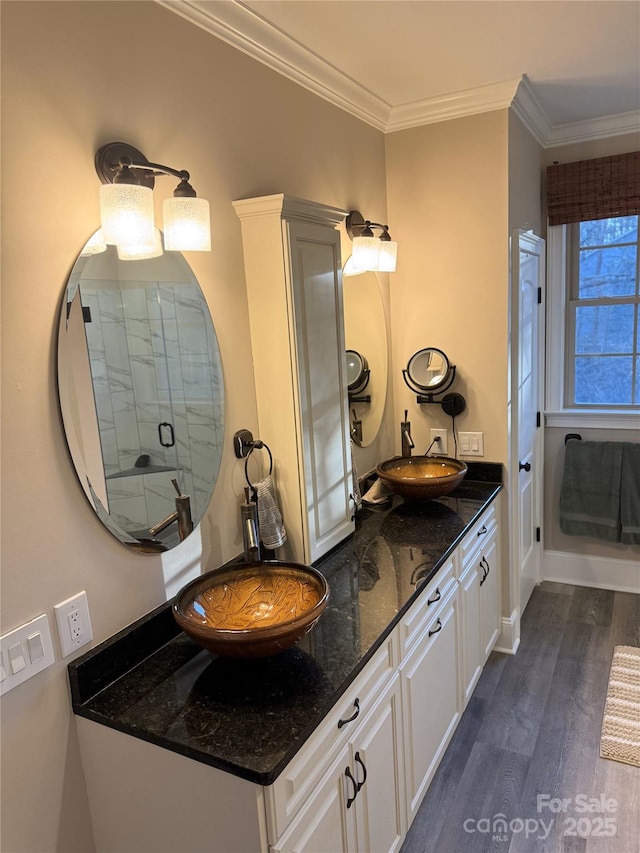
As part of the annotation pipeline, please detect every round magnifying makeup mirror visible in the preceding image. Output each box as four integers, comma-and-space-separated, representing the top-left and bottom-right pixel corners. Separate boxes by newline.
342, 269, 388, 446
406, 347, 450, 391
57, 230, 225, 553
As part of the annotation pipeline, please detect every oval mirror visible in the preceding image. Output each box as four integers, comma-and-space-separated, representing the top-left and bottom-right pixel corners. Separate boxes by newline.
342, 270, 388, 447
406, 347, 450, 391
57, 231, 224, 553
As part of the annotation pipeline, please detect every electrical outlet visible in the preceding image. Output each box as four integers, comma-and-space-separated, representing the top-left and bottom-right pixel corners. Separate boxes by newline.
55, 591, 93, 657
429, 428, 448, 455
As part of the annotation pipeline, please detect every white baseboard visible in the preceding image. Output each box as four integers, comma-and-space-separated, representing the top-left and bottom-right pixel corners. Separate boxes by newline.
543, 550, 640, 594
494, 609, 520, 655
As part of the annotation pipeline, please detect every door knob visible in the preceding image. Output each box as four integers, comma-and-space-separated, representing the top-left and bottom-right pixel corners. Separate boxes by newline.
519, 461, 531, 472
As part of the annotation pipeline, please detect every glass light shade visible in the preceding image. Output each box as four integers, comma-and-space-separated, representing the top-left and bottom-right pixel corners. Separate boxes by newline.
352, 235, 380, 272
343, 255, 367, 277
100, 183, 154, 247
378, 240, 398, 272
117, 227, 164, 261
163, 196, 211, 251
80, 229, 107, 256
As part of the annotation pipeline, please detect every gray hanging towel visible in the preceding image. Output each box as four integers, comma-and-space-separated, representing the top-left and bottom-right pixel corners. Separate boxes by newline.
621, 443, 640, 545
559, 440, 623, 542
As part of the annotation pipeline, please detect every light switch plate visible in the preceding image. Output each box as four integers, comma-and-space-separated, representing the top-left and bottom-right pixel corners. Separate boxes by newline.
459, 431, 484, 457
0, 614, 55, 695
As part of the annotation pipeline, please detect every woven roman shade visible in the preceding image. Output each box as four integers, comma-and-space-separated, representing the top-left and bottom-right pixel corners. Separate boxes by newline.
546, 151, 640, 226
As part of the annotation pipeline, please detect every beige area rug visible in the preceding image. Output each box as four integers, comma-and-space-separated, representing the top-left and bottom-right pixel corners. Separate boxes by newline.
600, 645, 640, 768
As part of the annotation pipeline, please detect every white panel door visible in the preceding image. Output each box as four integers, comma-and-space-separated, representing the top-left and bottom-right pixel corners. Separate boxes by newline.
511, 230, 545, 614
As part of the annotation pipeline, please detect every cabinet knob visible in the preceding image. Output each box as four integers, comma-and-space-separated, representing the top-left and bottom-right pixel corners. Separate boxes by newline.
519, 461, 531, 472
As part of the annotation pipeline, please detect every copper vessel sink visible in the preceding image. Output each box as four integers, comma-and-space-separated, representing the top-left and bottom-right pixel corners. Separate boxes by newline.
173, 561, 329, 659
376, 455, 468, 500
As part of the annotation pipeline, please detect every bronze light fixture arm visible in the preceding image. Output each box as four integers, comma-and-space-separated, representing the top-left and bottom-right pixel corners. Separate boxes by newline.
345, 209, 395, 241
95, 142, 198, 196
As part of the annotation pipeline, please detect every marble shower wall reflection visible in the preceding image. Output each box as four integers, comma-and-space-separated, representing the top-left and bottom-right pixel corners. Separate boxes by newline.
81, 279, 223, 535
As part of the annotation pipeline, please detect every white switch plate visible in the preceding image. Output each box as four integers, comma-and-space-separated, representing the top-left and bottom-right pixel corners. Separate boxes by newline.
55, 591, 93, 657
429, 428, 448, 455
0, 614, 55, 695
459, 431, 484, 457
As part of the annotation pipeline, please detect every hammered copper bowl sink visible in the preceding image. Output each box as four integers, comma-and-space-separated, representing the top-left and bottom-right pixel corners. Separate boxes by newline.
173, 561, 330, 659
376, 455, 468, 500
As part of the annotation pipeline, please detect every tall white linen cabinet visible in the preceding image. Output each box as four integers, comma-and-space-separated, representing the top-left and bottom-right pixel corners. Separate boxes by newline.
233, 195, 355, 564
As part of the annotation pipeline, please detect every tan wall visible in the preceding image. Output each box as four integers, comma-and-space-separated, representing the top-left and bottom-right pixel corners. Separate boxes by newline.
508, 111, 544, 236
385, 111, 510, 463
0, 3, 389, 851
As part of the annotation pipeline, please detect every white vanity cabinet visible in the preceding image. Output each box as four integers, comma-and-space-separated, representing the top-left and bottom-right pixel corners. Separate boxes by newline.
457, 501, 500, 705
271, 674, 406, 853
266, 637, 406, 853
233, 195, 354, 565
397, 560, 461, 823
72, 494, 503, 853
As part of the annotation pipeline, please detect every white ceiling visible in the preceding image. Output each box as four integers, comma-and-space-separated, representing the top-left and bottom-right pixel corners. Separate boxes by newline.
163, 0, 640, 144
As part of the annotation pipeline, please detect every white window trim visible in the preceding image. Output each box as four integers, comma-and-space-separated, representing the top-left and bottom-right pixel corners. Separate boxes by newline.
545, 224, 640, 431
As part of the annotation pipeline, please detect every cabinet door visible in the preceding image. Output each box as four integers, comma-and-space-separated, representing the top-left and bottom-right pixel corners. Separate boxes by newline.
459, 560, 482, 706
479, 535, 500, 661
352, 676, 406, 853
287, 218, 354, 562
400, 590, 460, 822
272, 745, 355, 853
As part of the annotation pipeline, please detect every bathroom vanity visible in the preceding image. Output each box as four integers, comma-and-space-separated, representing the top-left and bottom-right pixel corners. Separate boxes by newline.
69, 467, 502, 853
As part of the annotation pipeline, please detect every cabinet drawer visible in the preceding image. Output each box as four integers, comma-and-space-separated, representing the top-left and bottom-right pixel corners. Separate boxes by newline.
265, 634, 396, 843
398, 557, 456, 660
458, 503, 497, 573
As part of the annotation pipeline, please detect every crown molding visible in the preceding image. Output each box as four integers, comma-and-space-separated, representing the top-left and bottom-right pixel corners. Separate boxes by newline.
544, 110, 640, 148
386, 76, 524, 134
511, 75, 552, 147
159, 0, 637, 146
157, 0, 390, 131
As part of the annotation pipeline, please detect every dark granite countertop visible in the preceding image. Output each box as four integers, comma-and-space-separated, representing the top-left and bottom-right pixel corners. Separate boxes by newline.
69, 464, 502, 787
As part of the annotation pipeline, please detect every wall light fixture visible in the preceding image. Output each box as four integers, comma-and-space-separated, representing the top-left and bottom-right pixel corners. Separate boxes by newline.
345, 210, 397, 273
95, 142, 211, 255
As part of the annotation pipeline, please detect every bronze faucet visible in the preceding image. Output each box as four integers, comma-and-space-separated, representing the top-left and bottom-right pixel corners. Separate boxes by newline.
149, 479, 193, 542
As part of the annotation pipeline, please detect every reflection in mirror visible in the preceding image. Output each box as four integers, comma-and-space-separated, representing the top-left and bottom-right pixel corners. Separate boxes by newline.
346, 350, 370, 398
342, 269, 387, 447
58, 230, 224, 553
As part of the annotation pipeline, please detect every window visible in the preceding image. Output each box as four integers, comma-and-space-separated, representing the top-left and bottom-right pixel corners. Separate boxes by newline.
545, 152, 640, 426
567, 216, 639, 408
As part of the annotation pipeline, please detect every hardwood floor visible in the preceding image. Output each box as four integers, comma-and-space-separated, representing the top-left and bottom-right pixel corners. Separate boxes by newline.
401, 582, 640, 853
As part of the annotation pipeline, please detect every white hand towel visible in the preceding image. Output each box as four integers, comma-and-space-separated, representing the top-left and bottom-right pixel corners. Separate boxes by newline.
256, 474, 287, 549
361, 478, 394, 506
351, 444, 362, 511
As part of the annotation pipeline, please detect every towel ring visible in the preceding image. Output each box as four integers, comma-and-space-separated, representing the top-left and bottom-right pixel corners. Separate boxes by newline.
244, 442, 273, 490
